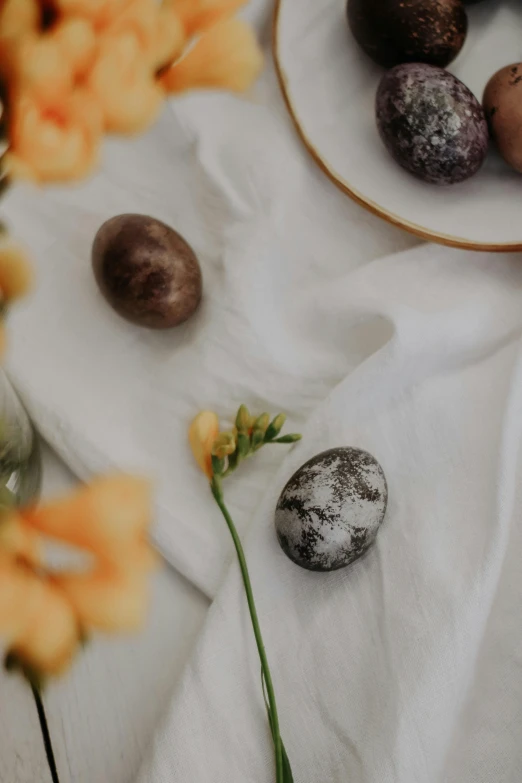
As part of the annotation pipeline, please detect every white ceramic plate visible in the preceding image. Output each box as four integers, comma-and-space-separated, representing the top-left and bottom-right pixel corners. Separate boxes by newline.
274, 0, 522, 250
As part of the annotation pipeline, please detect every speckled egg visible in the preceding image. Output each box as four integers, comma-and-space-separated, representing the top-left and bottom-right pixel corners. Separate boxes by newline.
275, 448, 388, 572
347, 0, 467, 69
483, 63, 522, 173
376, 63, 489, 184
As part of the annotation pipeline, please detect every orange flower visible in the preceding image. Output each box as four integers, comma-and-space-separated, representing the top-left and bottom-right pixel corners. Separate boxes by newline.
5, 32, 73, 102
54, 565, 151, 631
55, 0, 126, 24
161, 17, 263, 95
24, 474, 156, 635
51, 17, 97, 78
189, 411, 220, 478
0, 474, 156, 675
24, 474, 153, 568
3, 17, 96, 101
56, 0, 184, 66
0, 512, 41, 566
0, 0, 261, 180
0, 554, 79, 675
6, 88, 103, 183
86, 31, 165, 133
152, 0, 185, 70
173, 0, 246, 36
0, 0, 39, 47
98, 0, 160, 55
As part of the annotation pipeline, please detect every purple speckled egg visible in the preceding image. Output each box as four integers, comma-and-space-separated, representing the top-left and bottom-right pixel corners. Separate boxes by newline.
376, 63, 489, 185
275, 448, 388, 572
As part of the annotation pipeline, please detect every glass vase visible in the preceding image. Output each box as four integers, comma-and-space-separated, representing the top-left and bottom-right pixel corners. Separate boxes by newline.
0, 371, 41, 507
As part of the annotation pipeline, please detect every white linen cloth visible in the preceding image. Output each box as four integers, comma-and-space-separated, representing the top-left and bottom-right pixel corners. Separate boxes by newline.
137, 240, 522, 783
1, 7, 416, 598
4, 2, 522, 781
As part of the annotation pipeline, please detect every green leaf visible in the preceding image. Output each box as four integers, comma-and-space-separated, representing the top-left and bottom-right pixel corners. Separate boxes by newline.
272, 434, 302, 444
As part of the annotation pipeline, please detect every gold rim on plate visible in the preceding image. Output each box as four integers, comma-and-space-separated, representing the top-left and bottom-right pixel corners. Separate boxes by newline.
271, 0, 522, 253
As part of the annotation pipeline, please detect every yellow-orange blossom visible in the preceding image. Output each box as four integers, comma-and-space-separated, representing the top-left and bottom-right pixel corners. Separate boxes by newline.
0, 475, 155, 675
0, 0, 263, 182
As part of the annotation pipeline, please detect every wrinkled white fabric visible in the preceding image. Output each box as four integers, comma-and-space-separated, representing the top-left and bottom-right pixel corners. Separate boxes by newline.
1, 12, 415, 598
4, 2, 522, 781
135, 238, 522, 782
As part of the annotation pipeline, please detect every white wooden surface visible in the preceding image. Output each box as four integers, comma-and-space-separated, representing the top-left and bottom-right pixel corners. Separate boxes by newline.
0, 443, 209, 783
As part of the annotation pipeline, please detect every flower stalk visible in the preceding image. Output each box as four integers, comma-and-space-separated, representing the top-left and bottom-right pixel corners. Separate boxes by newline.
31, 684, 60, 783
190, 405, 301, 782
211, 475, 284, 783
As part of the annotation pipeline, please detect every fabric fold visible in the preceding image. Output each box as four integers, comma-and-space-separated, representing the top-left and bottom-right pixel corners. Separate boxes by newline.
137, 245, 522, 782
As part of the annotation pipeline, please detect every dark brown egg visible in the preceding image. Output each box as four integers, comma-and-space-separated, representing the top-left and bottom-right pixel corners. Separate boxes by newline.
347, 0, 467, 69
483, 63, 522, 173
92, 214, 202, 329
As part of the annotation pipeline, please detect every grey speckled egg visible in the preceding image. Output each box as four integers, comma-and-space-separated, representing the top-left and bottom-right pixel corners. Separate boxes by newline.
275, 448, 388, 572
376, 63, 489, 185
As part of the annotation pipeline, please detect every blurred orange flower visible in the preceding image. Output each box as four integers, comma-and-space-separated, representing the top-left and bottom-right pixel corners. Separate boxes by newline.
0, 475, 156, 675
56, 0, 184, 66
153, 1, 185, 70
161, 18, 263, 95
5, 89, 103, 183
54, 17, 97, 76
189, 411, 220, 478
0, 0, 262, 182
86, 31, 165, 134
174, 0, 246, 36
0, 0, 39, 50
56, 0, 134, 26
0, 556, 79, 675
54, 565, 151, 632
24, 475, 154, 569
6, 32, 73, 102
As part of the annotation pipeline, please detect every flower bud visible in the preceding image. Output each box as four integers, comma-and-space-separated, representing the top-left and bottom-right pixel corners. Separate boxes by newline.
237, 432, 250, 458
212, 431, 236, 459
235, 404, 251, 433
251, 429, 264, 451
273, 434, 302, 444
253, 413, 269, 434
264, 413, 286, 441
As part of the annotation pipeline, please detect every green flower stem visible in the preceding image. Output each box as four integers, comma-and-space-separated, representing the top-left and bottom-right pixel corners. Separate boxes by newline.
210, 477, 283, 783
